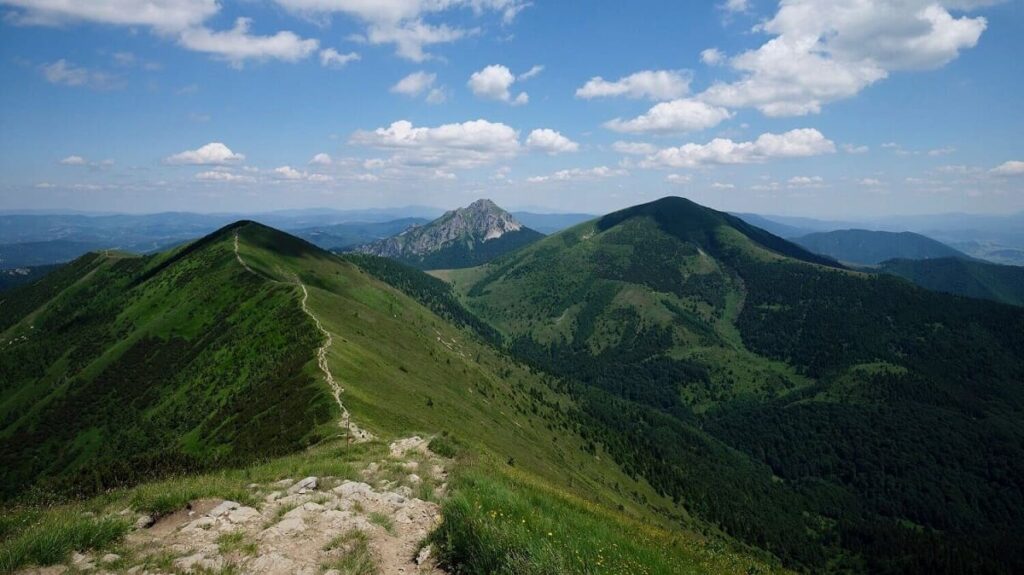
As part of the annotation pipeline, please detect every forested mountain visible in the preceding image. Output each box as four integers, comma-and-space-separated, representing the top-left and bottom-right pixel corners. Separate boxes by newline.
444, 196, 1024, 573
878, 256, 1024, 306
793, 229, 968, 265
0, 220, 781, 574
354, 199, 544, 269
0, 264, 59, 292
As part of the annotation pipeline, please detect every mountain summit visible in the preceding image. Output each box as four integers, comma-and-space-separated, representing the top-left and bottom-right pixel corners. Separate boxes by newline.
354, 199, 543, 269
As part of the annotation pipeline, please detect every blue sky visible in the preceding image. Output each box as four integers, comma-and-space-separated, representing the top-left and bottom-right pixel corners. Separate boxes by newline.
0, 0, 1021, 217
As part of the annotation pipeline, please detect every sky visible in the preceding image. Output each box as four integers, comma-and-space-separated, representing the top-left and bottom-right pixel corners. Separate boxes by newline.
0, 0, 1022, 217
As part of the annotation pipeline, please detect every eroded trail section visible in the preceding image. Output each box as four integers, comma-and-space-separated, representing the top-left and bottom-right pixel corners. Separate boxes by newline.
234, 231, 372, 443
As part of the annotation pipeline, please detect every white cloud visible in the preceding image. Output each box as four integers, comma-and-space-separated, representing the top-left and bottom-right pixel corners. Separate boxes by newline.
41, 60, 120, 90
195, 170, 253, 182
605, 99, 733, 134
2, 0, 218, 32
320, 48, 360, 68
527, 166, 627, 183
310, 153, 333, 165
166, 142, 245, 165
720, 0, 750, 14
575, 70, 690, 101
59, 155, 87, 166
711, 181, 736, 189
613, 141, 658, 156
526, 129, 579, 154
641, 128, 835, 168
859, 178, 884, 186
842, 143, 869, 154
787, 175, 825, 187
666, 173, 692, 184
391, 71, 436, 96
468, 64, 529, 105
274, 166, 305, 180
698, 1, 988, 116
178, 18, 319, 66
927, 146, 956, 156
991, 160, 1024, 177
425, 87, 448, 104
700, 48, 725, 66
350, 119, 520, 169
518, 65, 544, 80
274, 1, 529, 61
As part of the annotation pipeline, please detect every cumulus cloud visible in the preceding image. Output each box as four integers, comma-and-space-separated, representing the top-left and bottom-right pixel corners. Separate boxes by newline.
41, 60, 121, 90
350, 119, 520, 170
178, 18, 318, 66
698, 0, 989, 116
575, 70, 690, 101
711, 181, 736, 189
605, 99, 733, 134
166, 142, 245, 165
527, 166, 627, 183
468, 64, 529, 105
859, 178, 884, 186
195, 170, 253, 182
700, 48, 725, 66
991, 160, 1024, 176
391, 71, 437, 96
59, 155, 87, 166
320, 48, 360, 68
842, 143, 869, 154
526, 129, 579, 154
666, 173, 692, 184
787, 175, 825, 187
2, 0, 218, 32
640, 128, 835, 168
613, 141, 658, 155
274, 0, 529, 61
309, 153, 333, 165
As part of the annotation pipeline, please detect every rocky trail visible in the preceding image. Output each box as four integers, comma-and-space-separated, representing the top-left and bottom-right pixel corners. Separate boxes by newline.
24, 437, 449, 575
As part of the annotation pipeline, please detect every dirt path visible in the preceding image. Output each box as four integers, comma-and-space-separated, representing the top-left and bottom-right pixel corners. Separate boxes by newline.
234, 231, 372, 443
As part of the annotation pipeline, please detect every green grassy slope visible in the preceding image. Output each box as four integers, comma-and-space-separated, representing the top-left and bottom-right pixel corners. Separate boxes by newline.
1, 220, 785, 574
876, 256, 1024, 306
445, 196, 1024, 573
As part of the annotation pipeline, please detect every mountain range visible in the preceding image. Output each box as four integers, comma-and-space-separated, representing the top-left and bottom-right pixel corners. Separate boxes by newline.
792, 229, 970, 265
3, 197, 1024, 574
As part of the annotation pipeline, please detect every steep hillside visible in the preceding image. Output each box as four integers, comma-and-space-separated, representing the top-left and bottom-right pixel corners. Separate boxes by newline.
793, 229, 968, 265
446, 196, 1024, 573
0, 265, 59, 292
355, 199, 543, 269
0, 221, 783, 574
878, 256, 1024, 306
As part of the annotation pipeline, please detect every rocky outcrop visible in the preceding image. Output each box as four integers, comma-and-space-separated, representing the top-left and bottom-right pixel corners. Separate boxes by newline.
26, 437, 451, 575
354, 199, 542, 268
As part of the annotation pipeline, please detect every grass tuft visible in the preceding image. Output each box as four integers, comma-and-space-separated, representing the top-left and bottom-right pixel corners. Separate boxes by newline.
0, 511, 129, 574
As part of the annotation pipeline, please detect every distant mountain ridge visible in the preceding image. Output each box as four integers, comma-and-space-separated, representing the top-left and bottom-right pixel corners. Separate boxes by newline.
878, 257, 1024, 306
354, 199, 544, 269
793, 229, 968, 265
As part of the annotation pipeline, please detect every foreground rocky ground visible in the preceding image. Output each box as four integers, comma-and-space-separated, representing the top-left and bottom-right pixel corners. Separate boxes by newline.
22, 437, 448, 575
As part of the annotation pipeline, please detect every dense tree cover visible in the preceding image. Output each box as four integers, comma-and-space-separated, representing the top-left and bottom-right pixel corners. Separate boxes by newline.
454, 197, 1024, 573
402, 227, 544, 270
0, 225, 329, 501
0, 264, 60, 293
877, 256, 1024, 306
